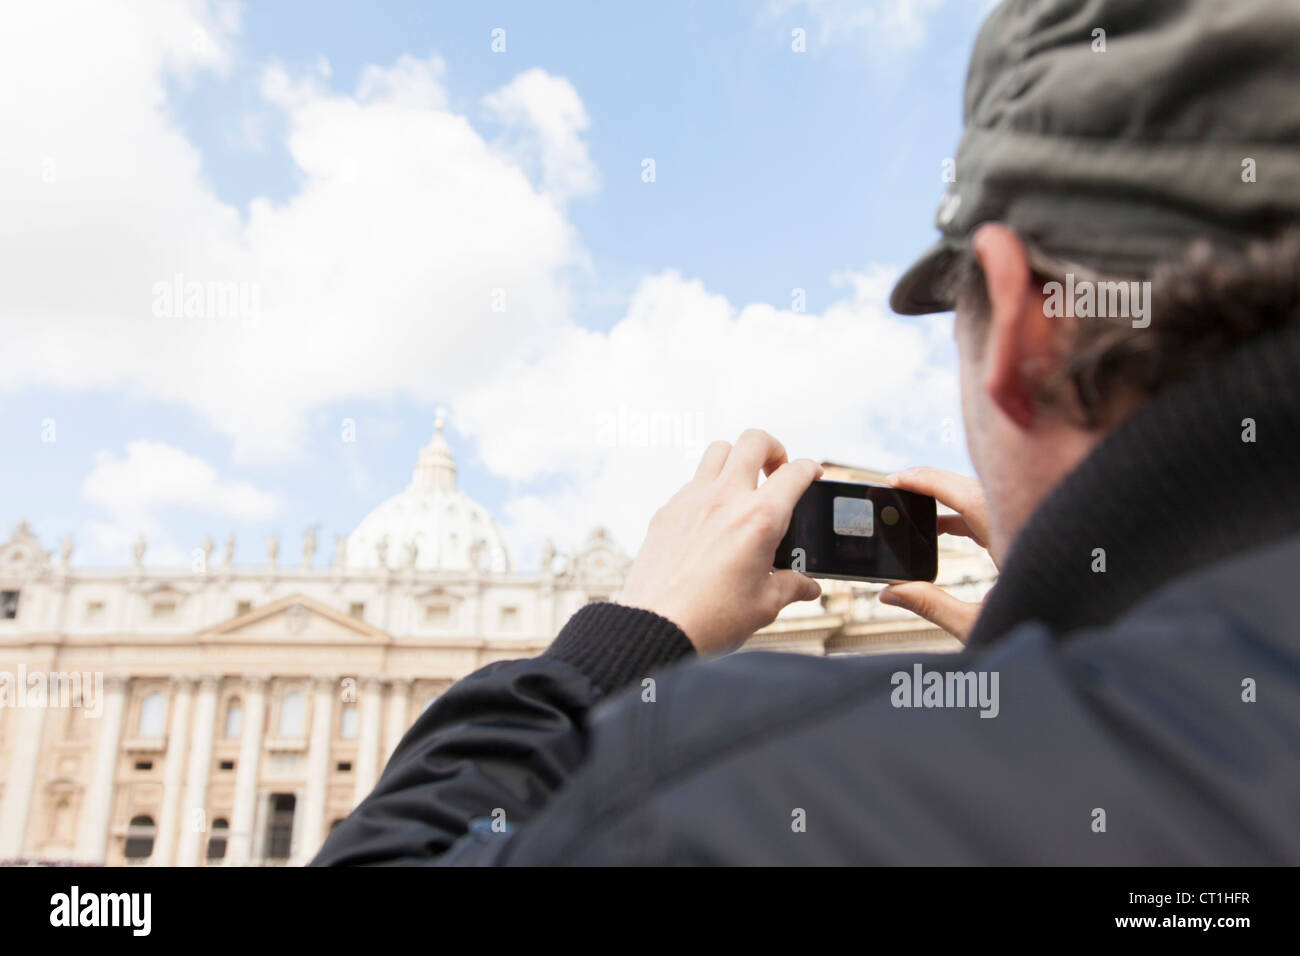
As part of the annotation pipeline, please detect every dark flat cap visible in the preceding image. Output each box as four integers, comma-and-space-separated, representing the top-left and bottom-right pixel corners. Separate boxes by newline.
891, 0, 1300, 315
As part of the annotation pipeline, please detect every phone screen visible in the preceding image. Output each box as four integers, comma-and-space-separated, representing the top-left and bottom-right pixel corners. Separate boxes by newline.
772, 479, 937, 583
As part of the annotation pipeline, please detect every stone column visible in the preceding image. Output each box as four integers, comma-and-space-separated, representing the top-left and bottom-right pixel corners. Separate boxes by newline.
295, 676, 336, 865
226, 675, 268, 866
0, 689, 52, 859
73, 675, 129, 863
383, 677, 412, 762
352, 677, 384, 807
152, 676, 195, 866
175, 675, 220, 867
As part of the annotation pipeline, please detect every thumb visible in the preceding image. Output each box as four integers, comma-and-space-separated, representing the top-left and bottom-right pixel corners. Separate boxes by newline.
768, 569, 822, 609
879, 582, 980, 642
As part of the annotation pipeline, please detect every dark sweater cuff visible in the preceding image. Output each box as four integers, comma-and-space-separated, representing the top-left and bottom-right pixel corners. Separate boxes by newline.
542, 602, 696, 696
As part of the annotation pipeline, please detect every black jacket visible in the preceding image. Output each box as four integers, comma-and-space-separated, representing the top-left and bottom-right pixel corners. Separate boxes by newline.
314, 321, 1300, 865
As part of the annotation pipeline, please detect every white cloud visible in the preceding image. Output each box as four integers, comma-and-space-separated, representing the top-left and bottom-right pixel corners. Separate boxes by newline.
455, 267, 959, 564
2, 0, 963, 571
483, 67, 600, 203
80, 441, 278, 564
0, 1, 593, 461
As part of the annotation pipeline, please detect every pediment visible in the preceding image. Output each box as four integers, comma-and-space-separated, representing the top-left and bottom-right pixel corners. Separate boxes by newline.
0, 521, 51, 576
199, 593, 391, 644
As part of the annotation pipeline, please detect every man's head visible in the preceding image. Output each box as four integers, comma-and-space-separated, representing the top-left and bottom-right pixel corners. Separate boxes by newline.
890, 0, 1300, 560
947, 223, 1300, 560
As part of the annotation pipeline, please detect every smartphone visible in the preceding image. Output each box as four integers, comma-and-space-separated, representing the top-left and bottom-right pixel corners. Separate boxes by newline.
771, 479, 937, 583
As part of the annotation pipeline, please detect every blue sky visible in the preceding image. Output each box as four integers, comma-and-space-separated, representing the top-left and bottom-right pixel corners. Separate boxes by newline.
1, 0, 991, 569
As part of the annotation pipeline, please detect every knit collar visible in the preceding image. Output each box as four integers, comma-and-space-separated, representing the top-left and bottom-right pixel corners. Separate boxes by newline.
967, 318, 1300, 647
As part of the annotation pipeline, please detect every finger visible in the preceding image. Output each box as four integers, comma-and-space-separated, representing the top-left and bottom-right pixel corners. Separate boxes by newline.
767, 569, 822, 609
758, 457, 823, 518
878, 582, 980, 642
693, 440, 732, 482
885, 466, 982, 515
721, 428, 787, 489
938, 513, 976, 540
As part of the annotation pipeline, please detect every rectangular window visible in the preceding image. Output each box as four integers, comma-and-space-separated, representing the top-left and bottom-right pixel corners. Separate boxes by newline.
499, 606, 520, 630
235, 600, 252, 617
424, 603, 451, 624
151, 600, 176, 620
339, 704, 359, 740
348, 602, 365, 619
265, 793, 296, 860
84, 600, 106, 624
0, 591, 19, 620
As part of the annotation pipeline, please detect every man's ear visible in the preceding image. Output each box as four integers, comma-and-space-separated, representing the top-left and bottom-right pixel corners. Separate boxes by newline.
970, 223, 1054, 431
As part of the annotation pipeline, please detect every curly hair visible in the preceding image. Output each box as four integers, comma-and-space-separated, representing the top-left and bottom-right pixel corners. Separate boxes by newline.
946, 229, 1300, 428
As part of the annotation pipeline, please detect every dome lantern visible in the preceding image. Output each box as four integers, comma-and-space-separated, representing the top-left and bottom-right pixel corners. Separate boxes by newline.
411, 412, 456, 492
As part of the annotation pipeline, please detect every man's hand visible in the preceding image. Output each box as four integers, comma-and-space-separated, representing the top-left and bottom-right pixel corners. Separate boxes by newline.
878, 467, 996, 642
614, 429, 824, 655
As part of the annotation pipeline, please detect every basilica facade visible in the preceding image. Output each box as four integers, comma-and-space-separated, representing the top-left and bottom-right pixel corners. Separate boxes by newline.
0, 425, 995, 866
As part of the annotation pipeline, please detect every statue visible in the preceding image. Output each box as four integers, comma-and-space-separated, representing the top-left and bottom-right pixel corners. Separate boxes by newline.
59, 535, 74, 570
302, 528, 317, 568
540, 538, 556, 574
376, 535, 389, 569
267, 533, 279, 568
224, 534, 236, 569
468, 538, 485, 571
132, 536, 146, 568
406, 539, 419, 569
331, 534, 347, 570
200, 535, 213, 568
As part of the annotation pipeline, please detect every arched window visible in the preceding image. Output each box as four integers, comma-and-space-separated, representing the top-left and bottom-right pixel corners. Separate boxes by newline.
137, 693, 167, 738
223, 699, 243, 739
206, 818, 229, 861
123, 815, 156, 860
279, 691, 305, 738
339, 704, 358, 740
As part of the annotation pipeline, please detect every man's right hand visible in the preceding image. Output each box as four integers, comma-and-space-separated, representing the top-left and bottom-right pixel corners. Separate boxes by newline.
878, 467, 996, 642
613, 429, 823, 656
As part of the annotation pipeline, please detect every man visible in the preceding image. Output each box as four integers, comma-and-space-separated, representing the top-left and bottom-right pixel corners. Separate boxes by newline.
315, 0, 1300, 864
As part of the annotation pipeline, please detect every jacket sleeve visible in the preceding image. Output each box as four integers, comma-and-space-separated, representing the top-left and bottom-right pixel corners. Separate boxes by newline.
310, 602, 695, 866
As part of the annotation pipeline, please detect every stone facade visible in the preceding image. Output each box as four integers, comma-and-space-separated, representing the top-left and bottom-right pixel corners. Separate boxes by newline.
0, 434, 995, 865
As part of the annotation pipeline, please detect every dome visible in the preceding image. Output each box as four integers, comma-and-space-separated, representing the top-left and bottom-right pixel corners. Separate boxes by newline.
345, 416, 512, 573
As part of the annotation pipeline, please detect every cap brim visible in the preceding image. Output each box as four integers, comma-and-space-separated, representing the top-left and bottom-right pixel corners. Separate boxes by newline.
888, 237, 967, 315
